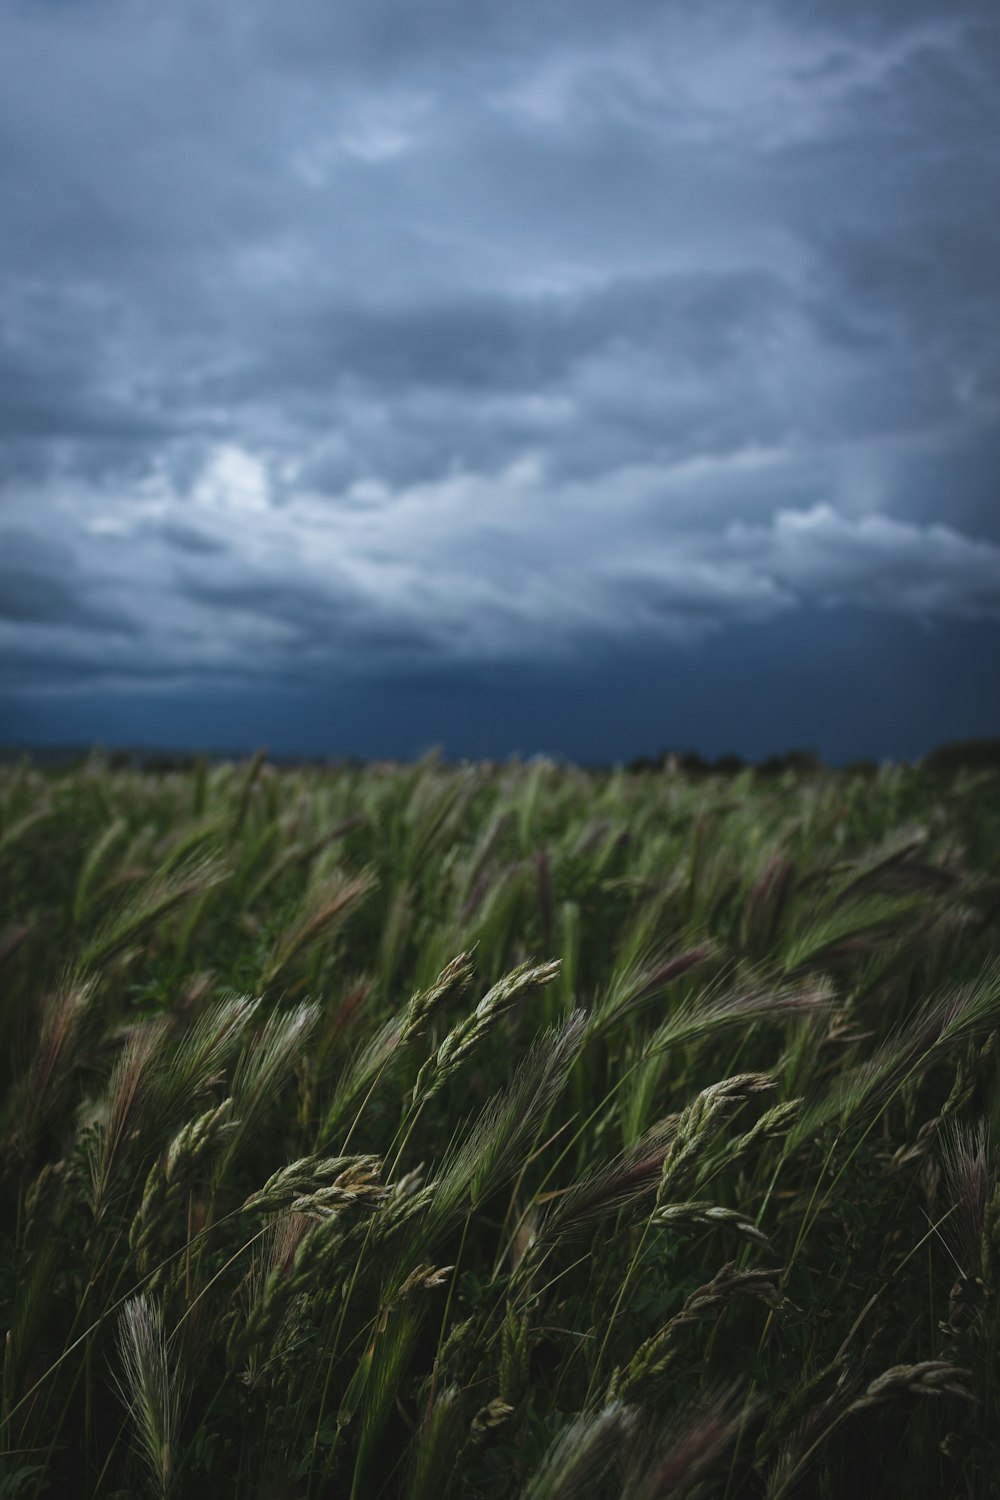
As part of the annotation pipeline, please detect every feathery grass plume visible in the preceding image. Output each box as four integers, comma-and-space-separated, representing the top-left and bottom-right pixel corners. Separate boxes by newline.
259, 868, 376, 989
316, 952, 475, 1142
238, 1211, 312, 1352
236, 1212, 318, 1388
72, 815, 127, 924
608, 1265, 781, 1404
242, 1153, 386, 1218
233, 1211, 345, 1363
643, 972, 830, 1061
129, 1099, 237, 1273
97, 992, 260, 1168
372, 1017, 585, 1278
800, 959, 1000, 1138
155, 815, 227, 876
591, 943, 716, 1037
79, 854, 228, 971
5, 977, 99, 1168
264, 1209, 314, 1280
93, 860, 153, 905
411, 958, 562, 1104
533, 1120, 680, 1249
781, 891, 928, 974
220, 1001, 318, 1170
165, 991, 262, 1099
833, 826, 958, 898
115, 1295, 181, 1499
620, 1389, 761, 1500
656, 1073, 775, 1201
519, 1403, 634, 1500
86, 1020, 169, 1219
940, 1121, 990, 1279
416, 1009, 588, 1254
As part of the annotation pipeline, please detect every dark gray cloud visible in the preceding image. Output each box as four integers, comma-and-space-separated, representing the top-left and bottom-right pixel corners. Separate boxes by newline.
154, 520, 230, 556
0, 530, 136, 635
1, 0, 998, 753
235, 270, 785, 398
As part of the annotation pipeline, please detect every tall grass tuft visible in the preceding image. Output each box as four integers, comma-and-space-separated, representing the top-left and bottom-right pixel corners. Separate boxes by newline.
115, 1295, 181, 1499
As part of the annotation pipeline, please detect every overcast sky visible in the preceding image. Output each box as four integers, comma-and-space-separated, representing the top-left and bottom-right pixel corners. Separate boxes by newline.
1, 0, 999, 762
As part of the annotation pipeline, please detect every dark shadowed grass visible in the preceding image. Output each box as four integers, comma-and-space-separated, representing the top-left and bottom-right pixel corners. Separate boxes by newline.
0, 753, 998, 1497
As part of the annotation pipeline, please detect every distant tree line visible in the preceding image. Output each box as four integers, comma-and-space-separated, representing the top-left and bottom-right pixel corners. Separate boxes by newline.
2, 737, 998, 776
626, 738, 1000, 777
626, 747, 825, 776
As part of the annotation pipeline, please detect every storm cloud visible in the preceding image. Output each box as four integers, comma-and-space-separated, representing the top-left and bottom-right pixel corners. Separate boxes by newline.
1, 0, 998, 758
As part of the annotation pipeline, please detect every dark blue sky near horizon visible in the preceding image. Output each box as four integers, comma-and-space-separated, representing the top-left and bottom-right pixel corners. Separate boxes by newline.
1, 0, 999, 763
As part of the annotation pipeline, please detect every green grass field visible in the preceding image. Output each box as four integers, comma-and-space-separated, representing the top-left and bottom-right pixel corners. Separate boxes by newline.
2, 752, 999, 1498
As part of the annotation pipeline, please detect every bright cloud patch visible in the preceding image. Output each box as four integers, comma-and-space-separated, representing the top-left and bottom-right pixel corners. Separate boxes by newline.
3, 456, 999, 692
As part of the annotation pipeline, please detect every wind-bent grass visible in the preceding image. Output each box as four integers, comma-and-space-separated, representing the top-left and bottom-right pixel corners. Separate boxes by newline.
0, 751, 998, 1496
114, 1295, 181, 1500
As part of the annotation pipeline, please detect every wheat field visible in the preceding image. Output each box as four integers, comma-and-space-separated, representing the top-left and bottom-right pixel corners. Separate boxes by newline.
1, 751, 999, 1498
